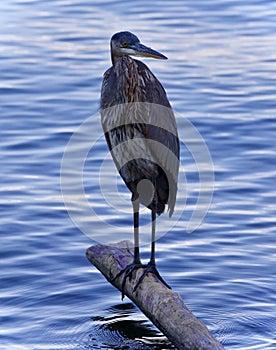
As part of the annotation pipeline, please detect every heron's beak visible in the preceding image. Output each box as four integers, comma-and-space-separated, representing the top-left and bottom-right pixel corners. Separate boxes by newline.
133, 43, 167, 60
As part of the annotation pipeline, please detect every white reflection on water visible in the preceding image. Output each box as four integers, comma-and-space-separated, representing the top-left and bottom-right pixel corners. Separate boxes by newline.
61, 104, 214, 244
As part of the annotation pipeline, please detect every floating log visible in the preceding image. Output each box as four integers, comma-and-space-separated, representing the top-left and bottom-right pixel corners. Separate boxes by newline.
86, 240, 225, 350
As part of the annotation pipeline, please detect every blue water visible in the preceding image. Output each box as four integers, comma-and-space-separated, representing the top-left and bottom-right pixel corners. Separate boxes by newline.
1, 0, 276, 349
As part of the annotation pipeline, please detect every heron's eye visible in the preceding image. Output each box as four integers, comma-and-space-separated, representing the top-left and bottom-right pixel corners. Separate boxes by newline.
122, 42, 128, 48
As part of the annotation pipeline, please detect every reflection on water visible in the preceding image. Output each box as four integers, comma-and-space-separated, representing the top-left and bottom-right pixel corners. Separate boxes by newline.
90, 303, 174, 349
1, 0, 276, 349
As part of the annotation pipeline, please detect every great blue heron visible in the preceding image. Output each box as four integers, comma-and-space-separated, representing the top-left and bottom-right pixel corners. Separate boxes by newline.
100, 31, 179, 297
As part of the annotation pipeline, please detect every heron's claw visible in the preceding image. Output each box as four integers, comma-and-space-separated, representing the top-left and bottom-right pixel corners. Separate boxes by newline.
133, 262, 171, 293
112, 261, 146, 299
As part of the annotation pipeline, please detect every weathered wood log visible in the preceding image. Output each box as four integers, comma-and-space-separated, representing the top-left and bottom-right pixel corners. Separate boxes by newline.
86, 240, 225, 350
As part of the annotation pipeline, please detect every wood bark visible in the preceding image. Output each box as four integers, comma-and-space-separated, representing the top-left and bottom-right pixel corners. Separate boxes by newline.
86, 240, 225, 350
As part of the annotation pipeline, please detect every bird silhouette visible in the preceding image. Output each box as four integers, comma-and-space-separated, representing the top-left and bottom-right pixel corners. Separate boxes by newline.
100, 31, 179, 298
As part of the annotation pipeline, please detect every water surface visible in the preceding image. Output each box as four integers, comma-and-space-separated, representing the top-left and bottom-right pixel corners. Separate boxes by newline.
1, 0, 276, 349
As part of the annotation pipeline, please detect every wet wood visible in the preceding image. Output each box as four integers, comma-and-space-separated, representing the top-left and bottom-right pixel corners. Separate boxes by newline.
86, 240, 225, 350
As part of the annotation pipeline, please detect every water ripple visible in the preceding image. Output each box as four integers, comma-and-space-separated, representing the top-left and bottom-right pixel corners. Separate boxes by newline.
1, 0, 276, 349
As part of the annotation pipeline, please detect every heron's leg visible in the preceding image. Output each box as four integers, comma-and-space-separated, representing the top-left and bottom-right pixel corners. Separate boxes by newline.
149, 208, 156, 265
133, 198, 141, 264
133, 196, 171, 292
112, 197, 146, 299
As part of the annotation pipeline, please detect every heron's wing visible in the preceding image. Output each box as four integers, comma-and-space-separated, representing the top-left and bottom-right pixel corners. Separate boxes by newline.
100, 58, 180, 216
135, 60, 180, 215
135, 59, 178, 140
100, 67, 115, 109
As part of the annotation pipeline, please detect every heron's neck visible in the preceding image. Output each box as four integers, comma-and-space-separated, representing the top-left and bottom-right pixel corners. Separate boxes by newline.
111, 53, 133, 67
112, 55, 121, 66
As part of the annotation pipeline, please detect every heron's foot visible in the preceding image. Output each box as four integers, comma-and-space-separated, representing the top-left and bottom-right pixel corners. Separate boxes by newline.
133, 261, 171, 293
112, 261, 146, 299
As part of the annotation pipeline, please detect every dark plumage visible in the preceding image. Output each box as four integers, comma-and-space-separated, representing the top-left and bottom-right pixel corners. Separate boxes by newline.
100, 31, 179, 297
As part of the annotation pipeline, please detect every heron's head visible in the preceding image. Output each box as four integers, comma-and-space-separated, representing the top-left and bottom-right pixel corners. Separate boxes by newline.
110, 31, 167, 65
